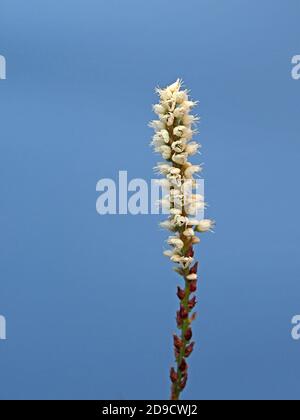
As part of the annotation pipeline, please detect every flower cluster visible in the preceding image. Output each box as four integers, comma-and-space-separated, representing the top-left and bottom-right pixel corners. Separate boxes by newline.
150, 80, 214, 400
151, 79, 213, 271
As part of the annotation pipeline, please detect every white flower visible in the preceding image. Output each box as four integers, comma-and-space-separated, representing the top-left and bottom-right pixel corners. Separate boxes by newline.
153, 129, 170, 145
173, 197, 184, 209
167, 237, 184, 249
168, 167, 181, 175
173, 125, 187, 138
161, 113, 175, 127
182, 114, 199, 126
167, 174, 182, 188
186, 194, 204, 205
170, 208, 182, 216
175, 90, 188, 104
187, 219, 201, 226
151, 80, 213, 270
168, 79, 182, 93
151, 139, 163, 149
183, 228, 195, 237
186, 142, 200, 156
170, 254, 183, 263
163, 99, 176, 113
163, 250, 175, 257
174, 215, 188, 227
179, 256, 194, 269
166, 114, 175, 127
149, 120, 166, 131
183, 100, 198, 110
181, 178, 197, 191
159, 145, 172, 160
154, 163, 172, 175
158, 198, 171, 210
170, 189, 183, 200
173, 126, 193, 140
184, 165, 202, 179
153, 104, 166, 115
169, 254, 194, 269
196, 219, 214, 232
157, 88, 173, 102
186, 273, 197, 281
154, 179, 171, 188
160, 220, 175, 231
186, 201, 205, 215
172, 153, 188, 165
174, 107, 187, 119
172, 140, 186, 153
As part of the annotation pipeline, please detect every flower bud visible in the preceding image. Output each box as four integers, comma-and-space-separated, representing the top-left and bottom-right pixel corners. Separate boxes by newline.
170, 367, 178, 383
179, 358, 188, 372
177, 287, 186, 301
173, 334, 183, 350
180, 373, 188, 390
186, 246, 194, 258
185, 342, 195, 358
189, 281, 197, 293
190, 262, 199, 274
180, 305, 189, 319
190, 312, 197, 322
188, 296, 197, 310
176, 311, 183, 327
184, 328, 193, 341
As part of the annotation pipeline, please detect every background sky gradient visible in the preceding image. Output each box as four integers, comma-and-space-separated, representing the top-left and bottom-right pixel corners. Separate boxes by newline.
0, 0, 300, 400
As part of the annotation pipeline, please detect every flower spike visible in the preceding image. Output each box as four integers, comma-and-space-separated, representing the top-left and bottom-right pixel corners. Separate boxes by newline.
150, 80, 213, 400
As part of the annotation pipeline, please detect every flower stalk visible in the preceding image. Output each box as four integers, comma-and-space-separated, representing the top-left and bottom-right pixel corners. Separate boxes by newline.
150, 80, 214, 400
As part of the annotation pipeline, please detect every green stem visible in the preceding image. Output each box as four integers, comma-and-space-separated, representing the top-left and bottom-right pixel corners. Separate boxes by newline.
172, 276, 192, 400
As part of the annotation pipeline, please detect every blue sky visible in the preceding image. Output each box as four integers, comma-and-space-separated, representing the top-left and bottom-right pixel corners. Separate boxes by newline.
0, 0, 300, 400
